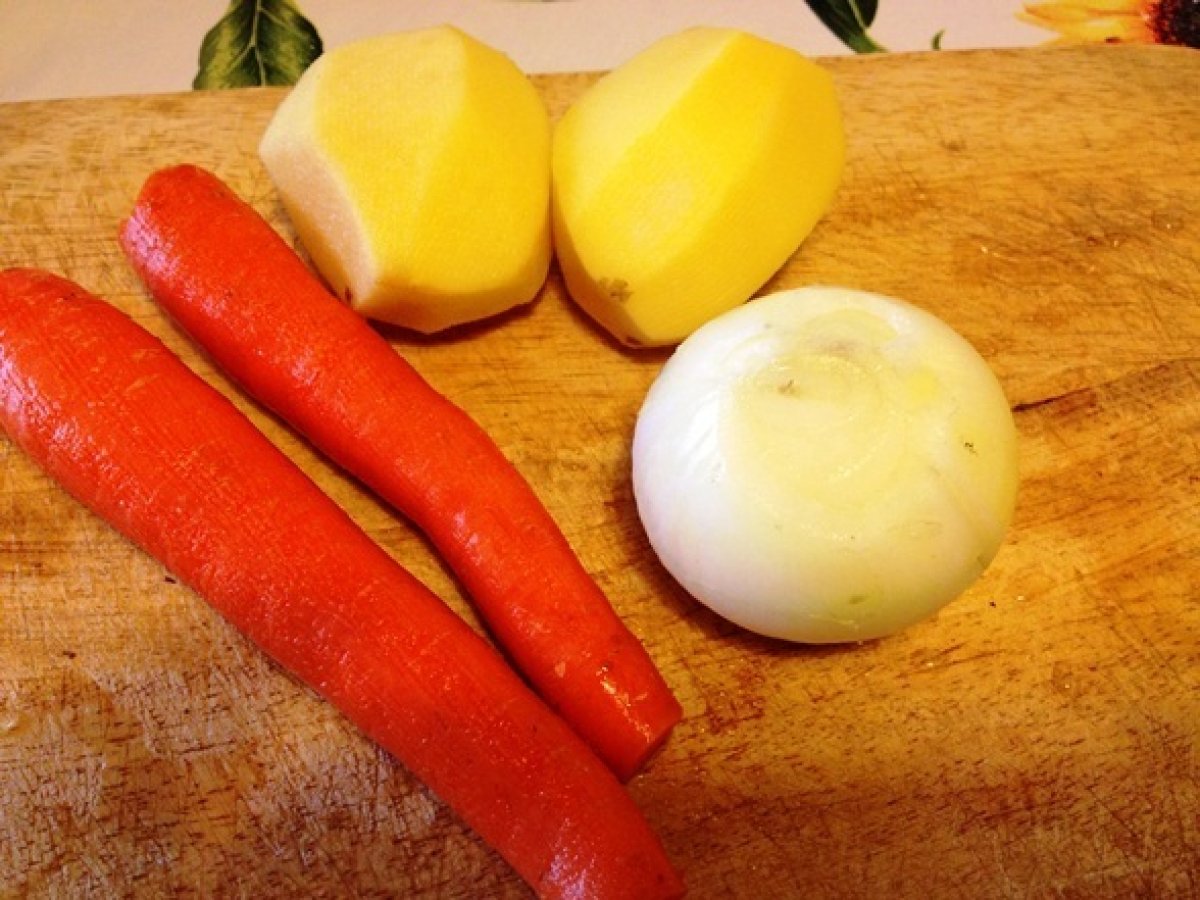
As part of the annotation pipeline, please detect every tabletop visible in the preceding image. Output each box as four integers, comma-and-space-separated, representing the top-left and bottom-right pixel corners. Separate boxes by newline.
3, 0, 1196, 103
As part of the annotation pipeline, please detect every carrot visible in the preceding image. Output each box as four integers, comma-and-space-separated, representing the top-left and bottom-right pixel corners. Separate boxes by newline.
119, 164, 682, 781
0, 267, 684, 900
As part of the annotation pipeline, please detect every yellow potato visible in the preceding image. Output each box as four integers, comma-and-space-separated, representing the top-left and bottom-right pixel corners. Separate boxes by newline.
552, 27, 845, 347
260, 26, 551, 333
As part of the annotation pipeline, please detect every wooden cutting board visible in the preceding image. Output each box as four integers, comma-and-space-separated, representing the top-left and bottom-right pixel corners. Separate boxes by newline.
2, 44, 1197, 898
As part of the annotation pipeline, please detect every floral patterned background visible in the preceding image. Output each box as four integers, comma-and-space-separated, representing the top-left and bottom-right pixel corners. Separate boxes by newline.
0, 0, 1195, 103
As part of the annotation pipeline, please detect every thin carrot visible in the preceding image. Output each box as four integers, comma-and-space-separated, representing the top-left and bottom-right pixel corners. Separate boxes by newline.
119, 164, 682, 781
0, 267, 684, 899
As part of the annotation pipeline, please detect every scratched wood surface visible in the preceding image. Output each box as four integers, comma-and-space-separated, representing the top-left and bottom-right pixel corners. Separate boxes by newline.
1, 45, 1197, 898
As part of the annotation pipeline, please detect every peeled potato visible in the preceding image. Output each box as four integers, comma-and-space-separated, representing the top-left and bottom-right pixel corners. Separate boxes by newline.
632, 287, 1019, 643
259, 26, 551, 333
552, 27, 845, 347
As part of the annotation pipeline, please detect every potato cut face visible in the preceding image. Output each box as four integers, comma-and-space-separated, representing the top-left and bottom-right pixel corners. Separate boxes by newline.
260, 26, 552, 333
552, 27, 845, 347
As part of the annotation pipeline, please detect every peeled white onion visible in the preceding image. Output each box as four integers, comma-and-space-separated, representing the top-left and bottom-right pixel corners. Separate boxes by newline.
632, 286, 1018, 643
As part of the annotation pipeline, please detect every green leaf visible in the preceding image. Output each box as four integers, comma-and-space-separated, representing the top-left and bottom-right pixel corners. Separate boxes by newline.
803, 0, 887, 54
194, 0, 323, 90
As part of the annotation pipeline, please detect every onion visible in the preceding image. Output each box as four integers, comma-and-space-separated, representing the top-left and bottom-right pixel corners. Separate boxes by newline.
632, 286, 1018, 643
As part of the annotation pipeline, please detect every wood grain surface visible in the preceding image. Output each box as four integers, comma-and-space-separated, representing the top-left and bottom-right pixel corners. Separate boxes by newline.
2, 44, 1198, 898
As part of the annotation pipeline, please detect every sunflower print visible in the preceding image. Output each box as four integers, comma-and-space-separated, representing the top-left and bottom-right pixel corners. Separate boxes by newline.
1019, 0, 1199, 47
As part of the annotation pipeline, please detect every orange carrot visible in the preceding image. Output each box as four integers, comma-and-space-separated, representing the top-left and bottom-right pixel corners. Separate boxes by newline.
0, 267, 684, 899
119, 164, 682, 781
